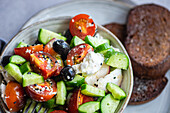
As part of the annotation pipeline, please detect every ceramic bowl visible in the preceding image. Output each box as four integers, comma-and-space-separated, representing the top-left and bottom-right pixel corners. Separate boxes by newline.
0, 17, 133, 113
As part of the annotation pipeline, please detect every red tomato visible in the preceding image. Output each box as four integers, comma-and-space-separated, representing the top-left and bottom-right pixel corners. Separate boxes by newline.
5, 81, 26, 112
30, 52, 62, 79
25, 79, 57, 102
68, 89, 93, 113
14, 44, 43, 60
69, 14, 96, 40
66, 43, 93, 66
50, 110, 67, 113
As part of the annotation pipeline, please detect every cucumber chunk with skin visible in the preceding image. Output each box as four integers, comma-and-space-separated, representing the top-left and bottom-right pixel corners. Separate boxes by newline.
43, 97, 58, 108
81, 84, 105, 97
106, 83, 126, 100
70, 36, 85, 48
20, 62, 32, 74
65, 75, 85, 87
10, 55, 26, 64
38, 28, 66, 44
94, 43, 111, 53
22, 72, 44, 87
4, 63, 22, 83
106, 52, 129, 70
56, 81, 67, 105
16, 42, 29, 48
78, 101, 100, 113
85, 35, 110, 48
101, 94, 120, 113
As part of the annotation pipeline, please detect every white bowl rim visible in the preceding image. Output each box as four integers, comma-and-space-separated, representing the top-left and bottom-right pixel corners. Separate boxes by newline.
0, 17, 133, 113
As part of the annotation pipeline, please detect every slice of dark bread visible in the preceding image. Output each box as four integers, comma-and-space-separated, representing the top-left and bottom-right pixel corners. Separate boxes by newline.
129, 75, 168, 105
125, 4, 170, 79
103, 23, 126, 43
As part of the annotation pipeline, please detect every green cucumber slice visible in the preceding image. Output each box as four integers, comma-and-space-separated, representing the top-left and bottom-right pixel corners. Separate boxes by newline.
70, 36, 85, 48
106, 52, 129, 70
22, 72, 44, 87
106, 83, 126, 100
85, 35, 110, 48
101, 94, 120, 113
10, 55, 26, 64
43, 97, 58, 108
38, 28, 66, 44
16, 42, 29, 48
66, 87, 74, 91
78, 101, 100, 113
94, 43, 110, 53
56, 81, 67, 105
81, 84, 105, 97
47, 108, 55, 113
4, 63, 22, 83
20, 62, 32, 74
65, 75, 84, 87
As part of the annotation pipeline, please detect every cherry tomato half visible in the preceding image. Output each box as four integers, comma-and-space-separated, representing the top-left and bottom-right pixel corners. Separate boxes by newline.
30, 52, 62, 79
14, 44, 43, 61
25, 79, 57, 102
5, 81, 26, 112
66, 43, 93, 66
68, 89, 94, 113
50, 110, 67, 113
69, 14, 96, 40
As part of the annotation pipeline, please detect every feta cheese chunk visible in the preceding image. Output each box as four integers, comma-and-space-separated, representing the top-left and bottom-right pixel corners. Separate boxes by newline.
72, 51, 104, 75
96, 69, 122, 91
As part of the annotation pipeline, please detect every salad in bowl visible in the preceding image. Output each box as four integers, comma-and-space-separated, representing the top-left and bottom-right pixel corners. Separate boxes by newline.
0, 14, 133, 113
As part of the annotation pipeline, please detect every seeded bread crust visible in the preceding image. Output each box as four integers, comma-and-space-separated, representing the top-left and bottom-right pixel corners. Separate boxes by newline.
103, 23, 126, 43
125, 4, 170, 79
129, 75, 168, 105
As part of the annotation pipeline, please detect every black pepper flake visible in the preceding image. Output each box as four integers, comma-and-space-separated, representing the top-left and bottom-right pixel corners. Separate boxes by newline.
45, 86, 47, 89
94, 84, 98, 87
79, 30, 82, 32
113, 77, 116, 79
100, 63, 102, 65
42, 55, 45, 58
35, 88, 39, 90
34, 84, 37, 86
27, 45, 29, 47
38, 55, 40, 58
40, 89, 42, 91
83, 45, 86, 48
13, 101, 16, 104
55, 61, 58, 63
27, 72, 31, 74
92, 22, 94, 24
78, 56, 81, 58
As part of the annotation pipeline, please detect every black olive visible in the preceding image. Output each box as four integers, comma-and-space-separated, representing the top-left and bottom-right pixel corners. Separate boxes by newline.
1, 55, 11, 67
64, 29, 73, 44
53, 40, 70, 60
60, 66, 75, 81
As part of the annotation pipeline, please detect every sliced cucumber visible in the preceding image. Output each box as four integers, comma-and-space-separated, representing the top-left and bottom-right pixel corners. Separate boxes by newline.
102, 48, 115, 58
78, 101, 100, 113
85, 35, 110, 48
70, 36, 85, 48
106, 52, 129, 70
10, 55, 26, 64
106, 83, 126, 100
43, 97, 58, 108
97, 97, 103, 102
47, 108, 55, 113
22, 72, 44, 87
101, 94, 120, 113
38, 28, 66, 44
94, 43, 110, 53
20, 62, 32, 74
65, 75, 85, 87
16, 42, 29, 48
81, 84, 105, 97
4, 63, 22, 83
66, 87, 74, 91
56, 81, 67, 105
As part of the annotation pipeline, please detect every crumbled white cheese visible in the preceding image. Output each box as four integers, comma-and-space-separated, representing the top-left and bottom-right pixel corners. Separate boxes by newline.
72, 51, 104, 75
96, 69, 122, 91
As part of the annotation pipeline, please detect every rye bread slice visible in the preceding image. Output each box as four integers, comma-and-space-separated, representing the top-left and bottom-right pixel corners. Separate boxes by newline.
129, 75, 168, 105
125, 4, 170, 79
103, 23, 126, 43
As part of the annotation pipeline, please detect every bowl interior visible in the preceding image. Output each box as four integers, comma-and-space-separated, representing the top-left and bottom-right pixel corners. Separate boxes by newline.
0, 17, 133, 113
